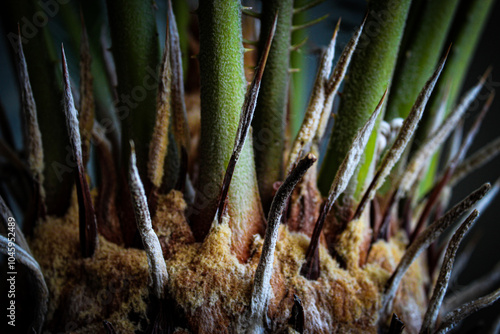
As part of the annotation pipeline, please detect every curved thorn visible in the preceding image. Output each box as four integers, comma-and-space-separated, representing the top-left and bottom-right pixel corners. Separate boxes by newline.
435, 286, 500, 334
420, 210, 478, 334
410, 95, 492, 243
244, 154, 316, 332
381, 183, 490, 319
129, 141, 168, 299
443, 261, 500, 315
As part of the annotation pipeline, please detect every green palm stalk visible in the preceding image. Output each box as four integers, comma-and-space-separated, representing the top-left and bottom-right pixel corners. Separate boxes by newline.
1, 0, 500, 333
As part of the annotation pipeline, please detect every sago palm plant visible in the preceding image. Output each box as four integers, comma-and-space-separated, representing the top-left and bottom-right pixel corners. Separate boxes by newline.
1, 0, 500, 333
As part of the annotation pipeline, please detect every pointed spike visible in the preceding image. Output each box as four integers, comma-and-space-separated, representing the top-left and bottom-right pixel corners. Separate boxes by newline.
315, 16, 366, 144
215, 13, 277, 223
435, 286, 500, 334
15, 25, 46, 216
78, 12, 95, 167
301, 90, 386, 279
286, 22, 339, 173
292, 13, 329, 32
355, 55, 448, 219
398, 77, 487, 197
0, 235, 48, 333
148, 20, 172, 189
129, 141, 168, 299
293, 0, 327, 14
290, 36, 308, 52
326, 15, 365, 95
381, 183, 490, 319
244, 154, 316, 332
410, 97, 493, 243
168, 0, 191, 153
61, 45, 98, 258
420, 210, 478, 334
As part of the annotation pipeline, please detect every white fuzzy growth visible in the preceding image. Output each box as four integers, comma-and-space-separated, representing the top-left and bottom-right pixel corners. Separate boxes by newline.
315, 20, 364, 145
286, 29, 337, 173
130, 147, 168, 299
328, 90, 385, 205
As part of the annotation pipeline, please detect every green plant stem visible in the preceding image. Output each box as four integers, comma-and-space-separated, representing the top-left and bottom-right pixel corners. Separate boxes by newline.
253, 0, 293, 212
290, 0, 309, 144
106, 0, 160, 176
385, 0, 460, 120
4, 0, 74, 216
416, 0, 496, 196
318, 0, 412, 198
192, 0, 264, 260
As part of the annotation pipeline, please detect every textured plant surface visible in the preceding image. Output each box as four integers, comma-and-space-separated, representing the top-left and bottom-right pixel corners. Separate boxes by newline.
1, 0, 500, 333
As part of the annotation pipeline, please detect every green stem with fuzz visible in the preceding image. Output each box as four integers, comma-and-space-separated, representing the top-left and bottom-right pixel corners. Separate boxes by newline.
106, 0, 160, 175
318, 0, 412, 198
385, 0, 460, 120
192, 0, 264, 261
253, 0, 294, 212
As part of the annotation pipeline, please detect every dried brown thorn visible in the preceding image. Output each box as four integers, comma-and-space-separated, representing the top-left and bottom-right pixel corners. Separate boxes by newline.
216, 13, 277, 223
420, 210, 478, 334
62, 45, 98, 258
244, 154, 316, 333
129, 142, 168, 299
381, 183, 490, 319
